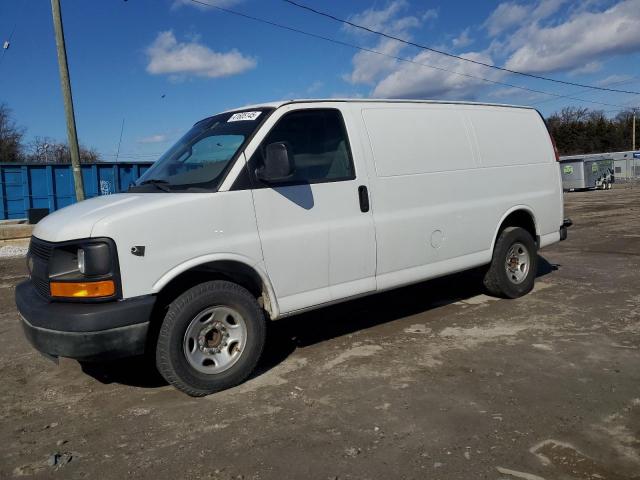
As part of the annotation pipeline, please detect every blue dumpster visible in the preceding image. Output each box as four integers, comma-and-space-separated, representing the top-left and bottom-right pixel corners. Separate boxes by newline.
0, 162, 153, 220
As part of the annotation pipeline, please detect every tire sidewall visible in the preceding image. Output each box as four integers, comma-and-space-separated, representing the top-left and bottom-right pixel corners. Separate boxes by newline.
156, 281, 265, 394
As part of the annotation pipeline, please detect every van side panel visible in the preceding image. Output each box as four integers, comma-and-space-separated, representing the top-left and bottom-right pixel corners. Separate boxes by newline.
359, 103, 562, 291
467, 107, 549, 167
467, 106, 562, 240
366, 107, 476, 177
361, 104, 488, 286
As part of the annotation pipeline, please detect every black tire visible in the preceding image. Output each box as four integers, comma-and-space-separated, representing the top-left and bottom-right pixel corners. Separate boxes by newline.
155, 280, 266, 397
483, 226, 538, 299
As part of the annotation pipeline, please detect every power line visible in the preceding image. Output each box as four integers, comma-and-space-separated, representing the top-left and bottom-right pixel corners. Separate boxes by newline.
282, 0, 640, 96
532, 77, 640, 106
186, 0, 636, 111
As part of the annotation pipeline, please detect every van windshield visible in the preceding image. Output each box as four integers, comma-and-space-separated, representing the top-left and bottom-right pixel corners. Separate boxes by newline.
132, 109, 269, 192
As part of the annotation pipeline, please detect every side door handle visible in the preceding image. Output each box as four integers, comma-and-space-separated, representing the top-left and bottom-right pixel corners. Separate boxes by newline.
358, 185, 370, 213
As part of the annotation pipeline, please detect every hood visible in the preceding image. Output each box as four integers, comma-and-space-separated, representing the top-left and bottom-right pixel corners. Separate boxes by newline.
33, 193, 211, 242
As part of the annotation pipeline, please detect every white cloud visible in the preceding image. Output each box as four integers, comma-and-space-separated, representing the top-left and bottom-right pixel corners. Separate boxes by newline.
345, 39, 405, 85
569, 61, 602, 75
487, 87, 525, 98
487, 86, 547, 101
595, 74, 634, 86
306, 81, 324, 94
345, 0, 415, 35
484, 2, 530, 37
503, 0, 640, 73
138, 134, 167, 144
484, 0, 568, 37
343, 1, 431, 85
422, 8, 439, 21
452, 28, 473, 48
531, 0, 568, 20
341, 0, 639, 101
145, 31, 256, 79
372, 50, 502, 99
343, 2, 500, 99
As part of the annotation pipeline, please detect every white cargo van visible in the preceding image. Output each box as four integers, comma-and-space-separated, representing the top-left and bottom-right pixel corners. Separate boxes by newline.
16, 99, 570, 396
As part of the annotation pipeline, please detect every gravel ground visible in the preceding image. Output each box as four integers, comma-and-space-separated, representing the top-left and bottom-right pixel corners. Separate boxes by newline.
0, 245, 28, 258
0, 183, 638, 480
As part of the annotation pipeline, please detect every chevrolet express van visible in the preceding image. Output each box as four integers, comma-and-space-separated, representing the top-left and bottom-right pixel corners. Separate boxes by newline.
16, 99, 570, 396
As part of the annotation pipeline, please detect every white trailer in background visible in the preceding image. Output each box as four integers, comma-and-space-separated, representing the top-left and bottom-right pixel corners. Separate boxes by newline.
559, 155, 614, 191
560, 150, 640, 190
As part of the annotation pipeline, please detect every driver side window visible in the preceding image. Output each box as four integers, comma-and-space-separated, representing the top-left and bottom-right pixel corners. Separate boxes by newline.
257, 109, 355, 183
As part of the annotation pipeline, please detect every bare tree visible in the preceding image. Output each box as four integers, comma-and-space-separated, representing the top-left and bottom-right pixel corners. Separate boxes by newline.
26, 136, 100, 164
0, 103, 25, 162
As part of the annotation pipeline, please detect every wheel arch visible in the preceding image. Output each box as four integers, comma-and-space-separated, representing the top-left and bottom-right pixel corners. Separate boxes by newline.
152, 254, 279, 319
490, 206, 539, 253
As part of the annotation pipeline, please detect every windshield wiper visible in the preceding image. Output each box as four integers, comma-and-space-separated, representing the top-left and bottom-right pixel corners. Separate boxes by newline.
139, 179, 172, 192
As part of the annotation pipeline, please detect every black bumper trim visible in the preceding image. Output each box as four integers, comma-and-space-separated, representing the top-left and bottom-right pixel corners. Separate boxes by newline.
560, 218, 573, 241
21, 316, 149, 361
16, 280, 156, 361
16, 281, 155, 332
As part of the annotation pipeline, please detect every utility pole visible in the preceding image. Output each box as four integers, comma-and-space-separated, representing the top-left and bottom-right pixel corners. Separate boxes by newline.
633, 111, 636, 151
50, 0, 84, 201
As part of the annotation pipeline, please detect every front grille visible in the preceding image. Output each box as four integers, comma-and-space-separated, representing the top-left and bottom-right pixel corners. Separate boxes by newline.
32, 275, 50, 299
28, 237, 53, 261
28, 237, 53, 299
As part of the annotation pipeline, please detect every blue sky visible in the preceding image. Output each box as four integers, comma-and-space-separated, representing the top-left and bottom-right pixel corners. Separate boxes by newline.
1, 0, 639, 161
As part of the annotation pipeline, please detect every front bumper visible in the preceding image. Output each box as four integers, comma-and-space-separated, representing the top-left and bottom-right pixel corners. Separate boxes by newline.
16, 281, 156, 361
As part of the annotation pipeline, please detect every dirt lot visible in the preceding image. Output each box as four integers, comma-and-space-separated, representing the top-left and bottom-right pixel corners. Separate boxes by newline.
1, 184, 639, 480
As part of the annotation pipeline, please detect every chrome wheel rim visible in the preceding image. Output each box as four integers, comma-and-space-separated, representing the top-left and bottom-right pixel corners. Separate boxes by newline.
183, 306, 247, 374
505, 242, 530, 285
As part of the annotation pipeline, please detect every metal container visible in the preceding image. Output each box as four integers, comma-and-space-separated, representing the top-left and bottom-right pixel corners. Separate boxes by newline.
0, 162, 153, 220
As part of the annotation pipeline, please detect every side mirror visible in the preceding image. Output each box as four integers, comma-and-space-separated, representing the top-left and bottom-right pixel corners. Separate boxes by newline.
256, 142, 295, 183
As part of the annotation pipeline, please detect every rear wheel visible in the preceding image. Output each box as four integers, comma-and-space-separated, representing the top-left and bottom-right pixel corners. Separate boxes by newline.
483, 226, 538, 298
155, 280, 266, 396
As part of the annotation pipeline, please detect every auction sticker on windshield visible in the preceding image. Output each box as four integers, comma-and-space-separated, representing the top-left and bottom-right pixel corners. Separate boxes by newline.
228, 111, 262, 122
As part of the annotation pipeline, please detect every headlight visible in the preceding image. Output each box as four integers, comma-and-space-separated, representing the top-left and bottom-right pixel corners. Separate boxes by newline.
47, 240, 119, 300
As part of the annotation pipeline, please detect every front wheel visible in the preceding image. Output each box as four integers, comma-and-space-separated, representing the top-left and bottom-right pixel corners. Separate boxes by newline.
483, 226, 538, 298
155, 280, 266, 396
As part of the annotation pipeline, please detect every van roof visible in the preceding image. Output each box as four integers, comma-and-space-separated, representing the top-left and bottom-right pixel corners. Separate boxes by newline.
223, 98, 536, 113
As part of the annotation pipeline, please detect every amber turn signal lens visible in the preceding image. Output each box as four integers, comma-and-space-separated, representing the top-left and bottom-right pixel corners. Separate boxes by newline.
50, 280, 115, 298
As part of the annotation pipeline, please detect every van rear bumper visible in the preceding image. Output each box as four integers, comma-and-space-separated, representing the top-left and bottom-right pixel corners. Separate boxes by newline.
560, 218, 573, 241
16, 281, 155, 361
